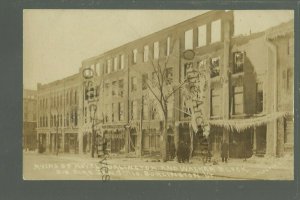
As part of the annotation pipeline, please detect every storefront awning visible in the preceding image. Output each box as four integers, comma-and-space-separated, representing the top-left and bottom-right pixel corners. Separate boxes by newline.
209, 112, 293, 132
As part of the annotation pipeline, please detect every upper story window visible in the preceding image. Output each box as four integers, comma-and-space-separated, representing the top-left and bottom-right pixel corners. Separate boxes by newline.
144, 45, 149, 62
105, 82, 110, 97
131, 77, 137, 92
233, 51, 244, 73
113, 57, 118, 71
120, 54, 125, 69
198, 25, 207, 47
211, 88, 221, 117
211, 19, 221, 43
154, 41, 159, 59
256, 82, 263, 113
118, 79, 124, 97
131, 100, 138, 120
210, 57, 220, 78
166, 37, 171, 56
233, 86, 244, 115
184, 29, 193, 50
133, 49, 138, 64
112, 81, 117, 96
107, 59, 112, 73
142, 100, 149, 120
96, 63, 101, 76
142, 74, 148, 90
165, 68, 173, 85
118, 102, 125, 121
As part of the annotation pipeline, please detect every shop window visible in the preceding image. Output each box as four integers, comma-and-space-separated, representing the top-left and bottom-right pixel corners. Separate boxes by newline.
184, 29, 193, 50
198, 25, 207, 47
233, 51, 244, 73
211, 89, 221, 117
256, 82, 263, 113
210, 57, 220, 78
144, 45, 149, 62
211, 20, 221, 43
233, 86, 244, 115
142, 74, 148, 90
154, 41, 159, 59
131, 76, 137, 92
132, 49, 138, 64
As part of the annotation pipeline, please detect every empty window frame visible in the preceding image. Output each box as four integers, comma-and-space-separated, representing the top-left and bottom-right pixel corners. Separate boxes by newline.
114, 57, 118, 71
211, 88, 221, 117
133, 49, 138, 64
233, 51, 244, 73
120, 54, 125, 69
184, 29, 193, 50
233, 86, 244, 115
210, 57, 220, 78
153, 41, 159, 59
144, 45, 149, 62
198, 25, 207, 47
211, 20, 221, 43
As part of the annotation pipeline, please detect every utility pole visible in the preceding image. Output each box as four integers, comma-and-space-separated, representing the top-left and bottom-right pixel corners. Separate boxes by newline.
137, 95, 144, 156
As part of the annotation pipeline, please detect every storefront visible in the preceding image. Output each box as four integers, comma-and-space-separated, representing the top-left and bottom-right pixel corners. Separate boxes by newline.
64, 133, 78, 153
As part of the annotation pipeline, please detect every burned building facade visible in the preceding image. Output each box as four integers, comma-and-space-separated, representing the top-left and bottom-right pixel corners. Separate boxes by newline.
35, 10, 294, 159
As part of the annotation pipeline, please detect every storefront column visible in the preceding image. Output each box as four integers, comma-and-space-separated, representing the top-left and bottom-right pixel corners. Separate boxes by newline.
46, 132, 50, 153
266, 120, 277, 156
252, 127, 257, 155
78, 131, 83, 154
174, 124, 179, 156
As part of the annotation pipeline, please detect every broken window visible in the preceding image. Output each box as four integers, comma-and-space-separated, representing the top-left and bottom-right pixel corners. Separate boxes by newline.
233, 51, 244, 73
210, 57, 220, 78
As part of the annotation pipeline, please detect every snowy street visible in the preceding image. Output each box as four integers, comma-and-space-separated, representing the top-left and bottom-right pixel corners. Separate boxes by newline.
23, 152, 293, 180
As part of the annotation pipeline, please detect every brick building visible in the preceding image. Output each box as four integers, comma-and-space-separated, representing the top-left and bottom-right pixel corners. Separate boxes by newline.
23, 89, 37, 150
36, 73, 81, 154
35, 10, 294, 159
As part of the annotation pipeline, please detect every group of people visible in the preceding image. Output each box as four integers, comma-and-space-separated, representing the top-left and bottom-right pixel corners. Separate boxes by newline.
175, 140, 229, 164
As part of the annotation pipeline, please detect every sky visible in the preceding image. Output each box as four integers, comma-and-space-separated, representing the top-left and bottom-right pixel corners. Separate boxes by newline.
23, 10, 294, 90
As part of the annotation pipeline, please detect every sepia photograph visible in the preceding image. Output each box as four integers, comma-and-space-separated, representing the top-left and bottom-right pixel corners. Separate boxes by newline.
23, 9, 294, 180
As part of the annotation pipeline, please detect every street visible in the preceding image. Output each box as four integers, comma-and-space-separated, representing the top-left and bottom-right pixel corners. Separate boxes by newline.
23, 152, 293, 180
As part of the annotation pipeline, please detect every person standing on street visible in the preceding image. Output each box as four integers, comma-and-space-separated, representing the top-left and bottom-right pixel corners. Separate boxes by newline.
221, 140, 229, 163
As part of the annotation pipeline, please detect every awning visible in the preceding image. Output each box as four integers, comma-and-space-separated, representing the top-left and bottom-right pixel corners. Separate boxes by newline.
209, 112, 293, 132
